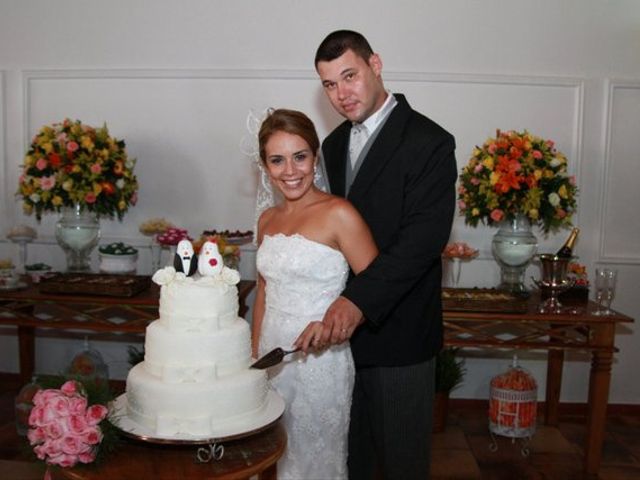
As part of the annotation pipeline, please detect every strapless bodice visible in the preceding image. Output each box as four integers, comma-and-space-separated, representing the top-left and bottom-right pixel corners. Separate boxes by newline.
256, 233, 349, 318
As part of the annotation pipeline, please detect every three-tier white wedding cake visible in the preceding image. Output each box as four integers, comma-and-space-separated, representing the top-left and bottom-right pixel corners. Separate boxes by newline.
124, 265, 270, 438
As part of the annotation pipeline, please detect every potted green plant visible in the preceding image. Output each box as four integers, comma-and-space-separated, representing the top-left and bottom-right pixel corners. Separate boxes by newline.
433, 347, 466, 432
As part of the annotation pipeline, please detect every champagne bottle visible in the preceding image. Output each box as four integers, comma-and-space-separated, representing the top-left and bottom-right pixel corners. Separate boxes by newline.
556, 227, 579, 258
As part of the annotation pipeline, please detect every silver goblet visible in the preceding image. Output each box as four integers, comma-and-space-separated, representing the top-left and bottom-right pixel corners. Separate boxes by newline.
532, 254, 575, 314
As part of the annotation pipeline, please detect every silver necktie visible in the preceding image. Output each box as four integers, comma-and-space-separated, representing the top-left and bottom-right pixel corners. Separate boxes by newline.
349, 124, 369, 168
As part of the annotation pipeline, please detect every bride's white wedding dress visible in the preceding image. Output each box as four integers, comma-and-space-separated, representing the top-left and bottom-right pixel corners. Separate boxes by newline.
257, 233, 354, 480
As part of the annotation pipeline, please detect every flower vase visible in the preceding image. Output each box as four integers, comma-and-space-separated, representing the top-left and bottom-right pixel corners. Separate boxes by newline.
150, 239, 163, 274
167, 244, 177, 267
55, 204, 100, 272
223, 253, 240, 271
492, 214, 538, 293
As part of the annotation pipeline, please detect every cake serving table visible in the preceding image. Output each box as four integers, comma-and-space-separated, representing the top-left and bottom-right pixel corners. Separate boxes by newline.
48, 420, 287, 480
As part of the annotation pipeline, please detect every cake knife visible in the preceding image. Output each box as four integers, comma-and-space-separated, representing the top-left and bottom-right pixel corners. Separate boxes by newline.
250, 347, 300, 369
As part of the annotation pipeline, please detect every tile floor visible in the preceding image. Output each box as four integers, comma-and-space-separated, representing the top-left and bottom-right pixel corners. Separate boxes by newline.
432, 404, 640, 479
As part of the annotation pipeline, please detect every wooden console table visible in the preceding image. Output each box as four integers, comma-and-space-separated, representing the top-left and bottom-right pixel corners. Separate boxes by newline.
443, 293, 633, 477
50, 421, 286, 480
0, 283, 633, 477
0, 279, 256, 385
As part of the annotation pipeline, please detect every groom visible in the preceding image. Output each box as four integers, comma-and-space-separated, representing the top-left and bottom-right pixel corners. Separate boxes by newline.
315, 30, 457, 479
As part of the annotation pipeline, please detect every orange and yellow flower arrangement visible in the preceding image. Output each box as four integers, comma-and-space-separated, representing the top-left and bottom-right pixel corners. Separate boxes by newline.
458, 130, 578, 233
17, 118, 138, 220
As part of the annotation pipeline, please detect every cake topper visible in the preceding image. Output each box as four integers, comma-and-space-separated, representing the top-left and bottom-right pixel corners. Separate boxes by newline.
198, 240, 223, 277
174, 239, 198, 277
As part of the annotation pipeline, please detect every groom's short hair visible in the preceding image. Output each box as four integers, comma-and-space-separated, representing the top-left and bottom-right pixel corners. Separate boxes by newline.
315, 30, 375, 67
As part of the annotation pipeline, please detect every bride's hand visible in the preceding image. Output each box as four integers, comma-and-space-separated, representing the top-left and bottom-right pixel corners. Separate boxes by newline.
293, 321, 326, 354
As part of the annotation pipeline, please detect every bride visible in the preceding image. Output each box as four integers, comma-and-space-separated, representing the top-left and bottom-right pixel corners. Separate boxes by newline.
251, 109, 377, 479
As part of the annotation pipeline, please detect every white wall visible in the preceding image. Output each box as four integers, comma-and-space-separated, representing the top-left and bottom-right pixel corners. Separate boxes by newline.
1, 0, 639, 403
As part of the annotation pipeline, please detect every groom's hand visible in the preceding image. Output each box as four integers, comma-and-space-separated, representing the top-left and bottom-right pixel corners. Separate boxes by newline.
321, 296, 364, 346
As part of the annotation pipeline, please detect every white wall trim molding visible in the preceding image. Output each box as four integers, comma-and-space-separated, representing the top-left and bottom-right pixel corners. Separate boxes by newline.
22, 68, 316, 81
386, 71, 584, 89
598, 79, 640, 264
391, 72, 586, 206
0, 70, 6, 228
20, 67, 586, 250
20, 68, 316, 148
22, 68, 584, 84
21, 67, 586, 162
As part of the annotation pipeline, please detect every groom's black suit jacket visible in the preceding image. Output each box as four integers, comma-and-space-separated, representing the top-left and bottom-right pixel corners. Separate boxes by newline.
322, 94, 457, 367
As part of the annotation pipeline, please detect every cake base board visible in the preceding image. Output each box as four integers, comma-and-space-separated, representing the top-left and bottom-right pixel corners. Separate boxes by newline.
109, 390, 284, 445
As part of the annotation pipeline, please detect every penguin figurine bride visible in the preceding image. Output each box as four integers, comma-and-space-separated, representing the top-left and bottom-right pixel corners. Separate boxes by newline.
198, 240, 223, 276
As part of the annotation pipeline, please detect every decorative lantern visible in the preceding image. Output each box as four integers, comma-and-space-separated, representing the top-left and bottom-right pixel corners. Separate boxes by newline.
489, 355, 537, 456
67, 338, 110, 386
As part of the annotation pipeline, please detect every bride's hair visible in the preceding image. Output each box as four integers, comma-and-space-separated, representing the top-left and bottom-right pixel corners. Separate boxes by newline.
251, 108, 329, 243
258, 109, 320, 163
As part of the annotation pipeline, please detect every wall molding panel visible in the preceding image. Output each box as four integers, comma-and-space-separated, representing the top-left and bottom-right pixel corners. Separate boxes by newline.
15, 68, 587, 264
0, 70, 8, 236
598, 80, 640, 264
1, 71, 5, 198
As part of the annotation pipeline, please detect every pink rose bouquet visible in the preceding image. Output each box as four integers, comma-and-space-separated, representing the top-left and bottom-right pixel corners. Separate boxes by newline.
27, 380, 109, 468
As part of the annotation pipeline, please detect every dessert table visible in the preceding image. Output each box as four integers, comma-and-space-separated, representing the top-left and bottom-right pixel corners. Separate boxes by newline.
442, 291, 633, 477
0, 278, 256, 385
49, 421, 286, 480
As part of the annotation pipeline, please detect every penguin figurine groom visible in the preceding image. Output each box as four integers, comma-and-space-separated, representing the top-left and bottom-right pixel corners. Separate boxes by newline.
174, 239, 198, 276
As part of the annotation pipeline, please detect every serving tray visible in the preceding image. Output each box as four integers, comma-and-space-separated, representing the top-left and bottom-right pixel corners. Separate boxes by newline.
202, 229, 254, 245
442, 287, 529, 313
39, 273, 151, 297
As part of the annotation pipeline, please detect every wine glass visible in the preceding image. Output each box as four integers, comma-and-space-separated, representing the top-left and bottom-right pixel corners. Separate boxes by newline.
449, 257, 462, 287
443, 242, 479, 288
593, 268, 617, 316
150, 237, 162, 273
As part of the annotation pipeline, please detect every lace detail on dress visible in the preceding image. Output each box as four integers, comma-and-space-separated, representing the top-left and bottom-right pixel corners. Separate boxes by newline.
257, 234, 354, 480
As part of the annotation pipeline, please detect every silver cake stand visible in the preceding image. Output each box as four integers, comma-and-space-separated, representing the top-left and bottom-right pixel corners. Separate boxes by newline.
109, 390, 285, 446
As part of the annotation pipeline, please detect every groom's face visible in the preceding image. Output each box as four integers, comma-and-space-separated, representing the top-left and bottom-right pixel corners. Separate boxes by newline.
316, 48, 387, 124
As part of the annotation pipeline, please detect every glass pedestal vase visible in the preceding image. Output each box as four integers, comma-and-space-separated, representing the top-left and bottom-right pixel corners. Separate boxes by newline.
492, 214, 538, 293
55, 204, 100, 272
149, 238, 162, 274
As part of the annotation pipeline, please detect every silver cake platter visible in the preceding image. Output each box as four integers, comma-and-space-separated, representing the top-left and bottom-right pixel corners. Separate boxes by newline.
109, 390, 285, 445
